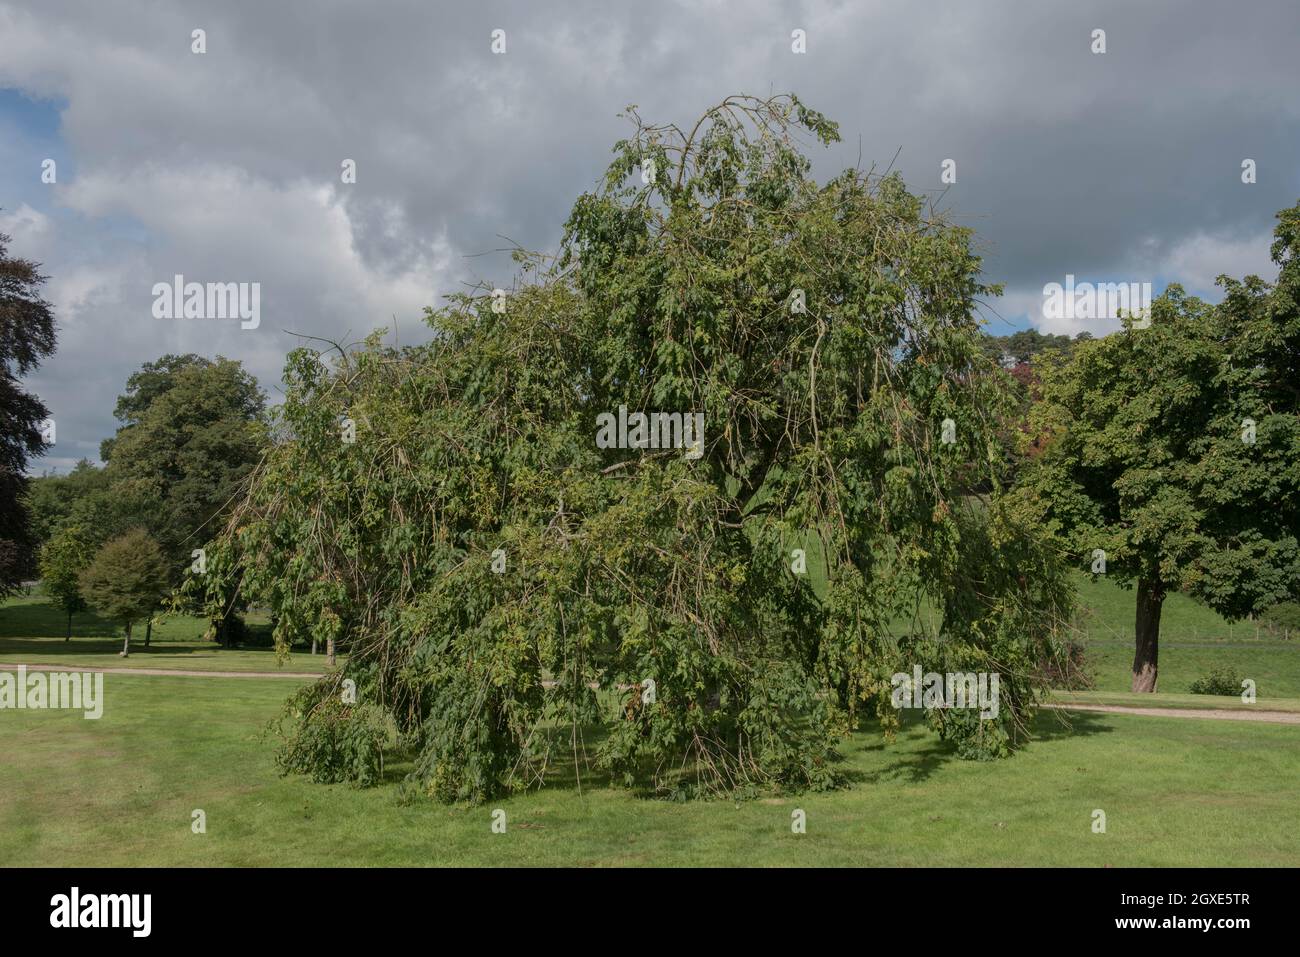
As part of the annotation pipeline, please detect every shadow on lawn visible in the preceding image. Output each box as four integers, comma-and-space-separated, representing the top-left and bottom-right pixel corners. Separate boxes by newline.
849, 707, 1116, 786
0, 635, 302, 665
319, 703, 1122, 803
1028, 707, 1116, 743
0, 636, 223, 658
0, 595, 118, 639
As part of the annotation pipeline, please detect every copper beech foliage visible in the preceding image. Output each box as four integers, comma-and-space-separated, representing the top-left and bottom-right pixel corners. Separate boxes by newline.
188, 95, 1072, 802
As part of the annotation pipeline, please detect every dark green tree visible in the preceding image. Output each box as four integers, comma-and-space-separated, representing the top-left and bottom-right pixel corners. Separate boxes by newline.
1015, 203, 1300, 691
103, 355, 267, 576
0, 229, 56, 594
25, 460, 111, 548
38, 524, 94, 639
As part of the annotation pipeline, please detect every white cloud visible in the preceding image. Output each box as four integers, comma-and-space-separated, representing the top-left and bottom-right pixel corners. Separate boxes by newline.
1015, 229, 1277, 337
1149, 230, 1275, 292
0, 203, 51, 243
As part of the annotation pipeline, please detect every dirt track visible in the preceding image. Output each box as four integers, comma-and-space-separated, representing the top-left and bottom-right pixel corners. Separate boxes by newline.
1046, 701, 1300, 725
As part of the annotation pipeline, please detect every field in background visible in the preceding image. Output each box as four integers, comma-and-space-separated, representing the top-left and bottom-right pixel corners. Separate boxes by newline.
1073, 577, 1300, 700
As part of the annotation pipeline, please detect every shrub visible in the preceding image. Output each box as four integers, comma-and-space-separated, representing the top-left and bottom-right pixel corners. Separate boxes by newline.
274, 682, 390, 787
1188, 668, 1246, 697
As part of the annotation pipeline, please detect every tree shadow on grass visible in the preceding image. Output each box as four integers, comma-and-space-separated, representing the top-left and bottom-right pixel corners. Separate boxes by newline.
849, 711, 960, 786
856, 742, 958, 786
0, 595, 118, 639
849, 706, 1118, 787
1027, 708, 1116, 743
0, 636, 128, 657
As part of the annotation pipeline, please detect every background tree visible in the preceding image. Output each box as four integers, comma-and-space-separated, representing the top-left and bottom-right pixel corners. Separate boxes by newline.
982, 328, 1084, 367
99, 355, 267, 644
25, 459, 111, 549
106, 354, 216, 432
22, 357, 266, 645
38, 524, 94, 639
102, 354, 267, 564
1016, 204, 1300, 691
0, 229, 56, 594
78, 529, 170, 657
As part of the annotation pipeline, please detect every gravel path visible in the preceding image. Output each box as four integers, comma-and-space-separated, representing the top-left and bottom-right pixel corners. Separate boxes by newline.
1046, 701, 1300, 725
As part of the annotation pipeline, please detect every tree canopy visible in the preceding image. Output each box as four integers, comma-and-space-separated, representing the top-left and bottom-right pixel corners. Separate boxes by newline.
26, 459, 110, 546
101, 354, 267, 572
193, 94, 1072, 802
79, 528, 170, 656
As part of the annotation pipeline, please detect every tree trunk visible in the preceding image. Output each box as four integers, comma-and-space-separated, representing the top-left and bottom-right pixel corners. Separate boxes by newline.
66, 610, 72, 641
326, 637, 336, 668
311, 637, 318, 655
144, 618, 152, 647
121, 622, 132, 658
1131, 578, 1163, 692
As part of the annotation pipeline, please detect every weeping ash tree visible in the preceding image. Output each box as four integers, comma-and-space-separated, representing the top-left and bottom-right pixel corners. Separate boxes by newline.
192, 95, 1072, 802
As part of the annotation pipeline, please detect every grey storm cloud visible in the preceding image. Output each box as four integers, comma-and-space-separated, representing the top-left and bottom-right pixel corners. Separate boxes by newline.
1, 0, 1297, 472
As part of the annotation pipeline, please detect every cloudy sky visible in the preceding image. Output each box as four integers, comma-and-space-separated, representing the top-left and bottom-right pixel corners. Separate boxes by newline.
2, 0, 1297, 473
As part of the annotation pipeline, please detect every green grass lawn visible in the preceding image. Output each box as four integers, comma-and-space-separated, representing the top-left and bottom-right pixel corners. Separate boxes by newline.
0, 591, 331, 675
1, 673, 1297, 866
3, 577, 1298, 866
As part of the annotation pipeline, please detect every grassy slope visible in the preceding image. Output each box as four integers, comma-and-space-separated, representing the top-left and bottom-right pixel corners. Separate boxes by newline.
1, 674, 1297, 867
1072, 577, 1300, 701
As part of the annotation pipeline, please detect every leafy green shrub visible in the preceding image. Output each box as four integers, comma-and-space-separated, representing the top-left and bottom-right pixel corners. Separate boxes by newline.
1188, 668, 1246, 697
275, 681, 390, 787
